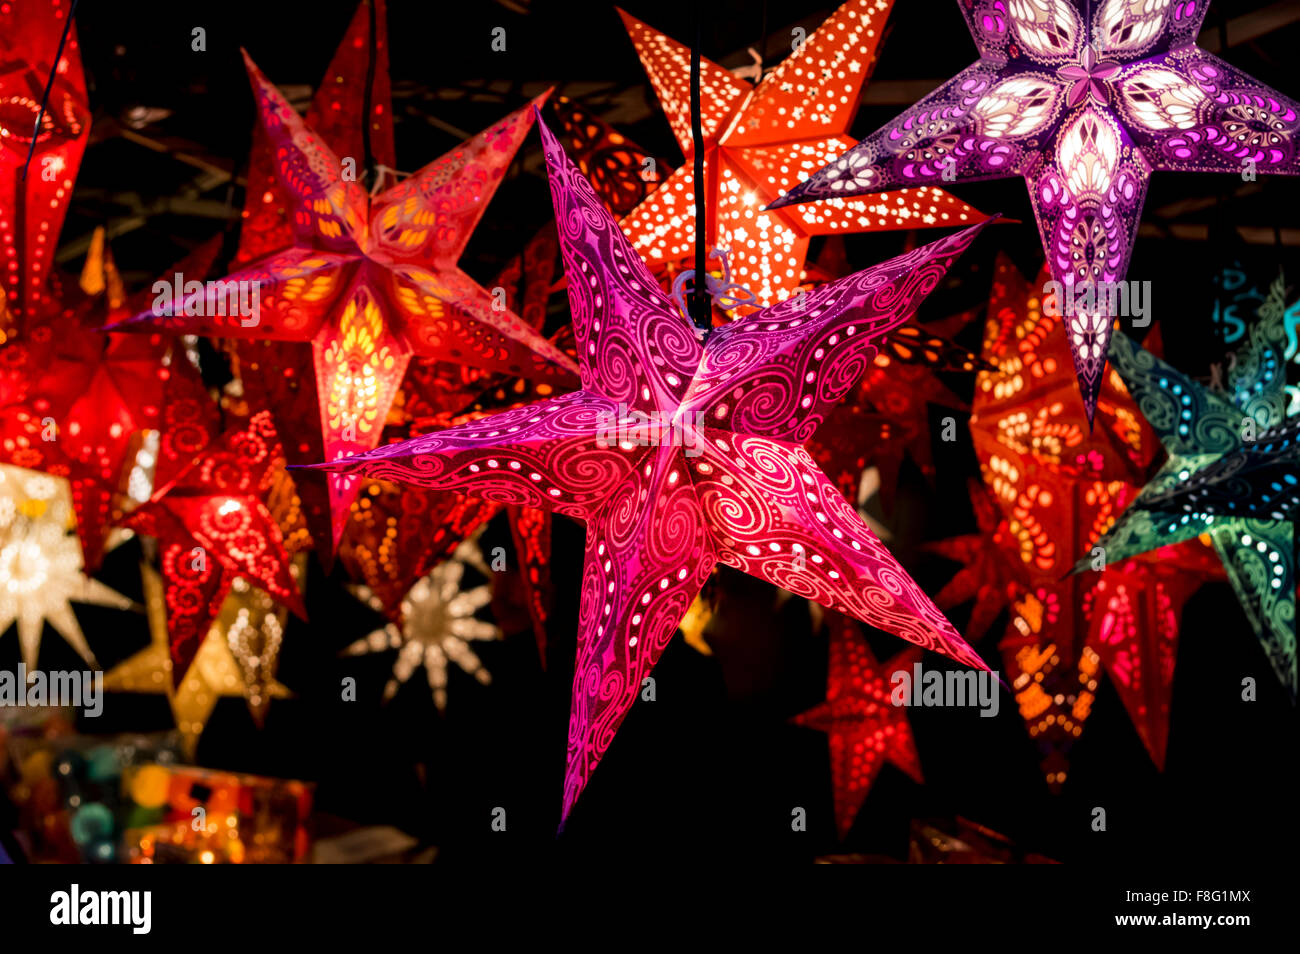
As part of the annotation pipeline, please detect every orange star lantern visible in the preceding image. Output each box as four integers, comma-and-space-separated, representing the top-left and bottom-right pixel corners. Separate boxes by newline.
617, 1, 986, 309
965, 255, 1222, 783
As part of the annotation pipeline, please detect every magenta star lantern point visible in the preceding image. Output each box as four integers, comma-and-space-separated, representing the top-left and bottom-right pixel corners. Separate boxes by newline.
308, 114, 993, 823
769, 0, 1300, 423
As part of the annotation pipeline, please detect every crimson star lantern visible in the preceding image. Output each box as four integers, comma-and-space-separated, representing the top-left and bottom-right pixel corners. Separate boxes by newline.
772, 0, 1300, 421
0, 0, 90, 339
792, 612, 923, 840
123, 363, 306, 684
309, 114, 991, 823
124, 50, 578, 551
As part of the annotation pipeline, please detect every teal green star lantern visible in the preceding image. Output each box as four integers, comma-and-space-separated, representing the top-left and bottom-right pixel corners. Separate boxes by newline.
1079, 284, 1296, 697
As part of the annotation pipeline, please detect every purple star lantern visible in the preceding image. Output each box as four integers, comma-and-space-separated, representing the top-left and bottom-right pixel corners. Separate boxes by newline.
770, 0, 1300, 422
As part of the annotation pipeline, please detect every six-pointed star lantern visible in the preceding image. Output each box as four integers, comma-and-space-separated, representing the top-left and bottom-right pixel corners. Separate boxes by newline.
122, 51, 578, 551
770, 0, 1300, 421
308, 114, 992, 823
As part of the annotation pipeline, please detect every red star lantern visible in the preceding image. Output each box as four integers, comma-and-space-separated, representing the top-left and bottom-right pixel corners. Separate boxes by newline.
309, 115, 991, 823
236, 0, 395, 266
969, 254, 1222, 782
617, 1, 987, 309
124, 50, 579, 552
123, 362, 307, 684
0, 238, 222, 571
793, 611, 922, 840
0, 0, 89, 339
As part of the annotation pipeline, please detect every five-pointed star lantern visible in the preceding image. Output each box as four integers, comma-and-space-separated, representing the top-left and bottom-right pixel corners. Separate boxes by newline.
792, 611, 922, 840
343, 529, 499, 710
0, 463, 134, 670
122, 50, 579, 552
1077, 312, 1297, 698
307, 114, 991, 823
0, 0, 90, 339
771, 0, 1300, 421
121, 363, 306, 685
617, 1, 986, 310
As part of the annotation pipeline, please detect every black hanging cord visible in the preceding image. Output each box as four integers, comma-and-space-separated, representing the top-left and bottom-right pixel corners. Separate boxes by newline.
362, 0, 379, 185
758, 1, 769, 75
688, 11, 710, 331
21, 0, 80, 181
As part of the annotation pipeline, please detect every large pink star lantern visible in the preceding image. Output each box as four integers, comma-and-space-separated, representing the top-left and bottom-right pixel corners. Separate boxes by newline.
771, 0, 1300, 421
121, 52, 578, 550
308, 114, 992, 823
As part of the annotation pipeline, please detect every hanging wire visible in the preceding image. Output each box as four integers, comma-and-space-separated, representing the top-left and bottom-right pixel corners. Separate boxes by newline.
362, 0, 380, 186
688, 9, 711, 333
22, 0, 81, 181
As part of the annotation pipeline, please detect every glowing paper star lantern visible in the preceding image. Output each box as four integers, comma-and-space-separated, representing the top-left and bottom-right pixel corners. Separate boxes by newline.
792, 612, 922, 840
343, 530, 499, 710
0, 0, 90, 339
771, 0, 1300, 422
0, 236, 222, 572
308, 115, 991, 822
617, 1, 987, 310
236, 0, 395, 266
122, 53, 579, 552
231, 0, 399, 556
106, 562, 299, 757
968, 254, 1222, 779
923, 478, 1029, 644
0, 463, 134, 670
1078, 323, 1297, 698
122, 365, 306, 684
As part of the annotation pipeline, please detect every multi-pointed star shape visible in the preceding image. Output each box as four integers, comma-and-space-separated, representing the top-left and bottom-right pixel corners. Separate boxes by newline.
0, 0, 90, 338
1079, 302, 1297, 698
792, 612, 922, 840
308, 113, 991, 823
771, 0, 1300, 421
123, 49, 578, 550
617, 1, 986, 310
122, 363, 306, 684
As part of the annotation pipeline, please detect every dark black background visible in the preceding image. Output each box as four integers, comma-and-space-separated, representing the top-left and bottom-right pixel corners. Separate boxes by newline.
4, 0, 1297, 865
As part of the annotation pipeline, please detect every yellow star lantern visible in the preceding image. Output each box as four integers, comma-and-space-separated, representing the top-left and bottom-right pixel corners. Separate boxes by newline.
105, 560, 303, 757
